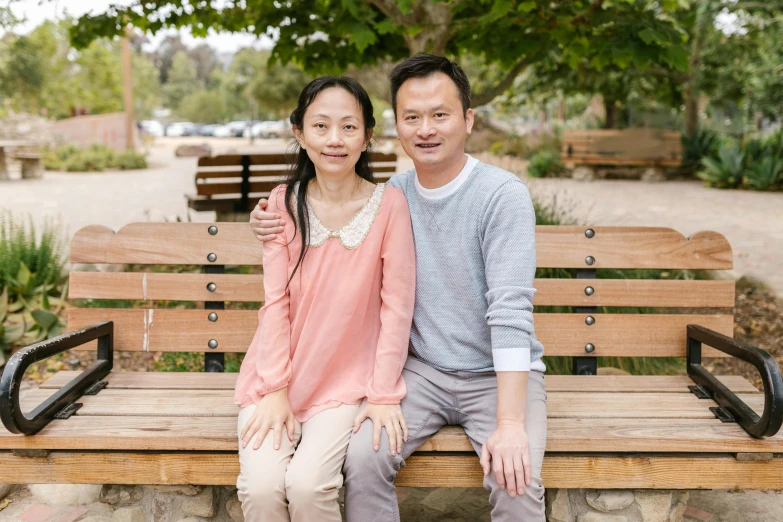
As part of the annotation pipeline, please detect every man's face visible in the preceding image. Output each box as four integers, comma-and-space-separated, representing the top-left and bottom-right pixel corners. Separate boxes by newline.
395, 72, 474, 170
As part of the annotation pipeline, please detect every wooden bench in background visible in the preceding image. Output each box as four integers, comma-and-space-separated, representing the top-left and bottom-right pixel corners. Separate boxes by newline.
1, 225, 782, 496
11, 152, 44, 180
187, 151, 398, 219
561, 129, 682, 180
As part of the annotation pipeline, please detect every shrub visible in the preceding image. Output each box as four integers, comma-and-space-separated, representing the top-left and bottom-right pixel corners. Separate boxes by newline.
527, 150, 564, 178
744, 156, 783, 190
44, 144, 147, 172
698, 144, 744, 188
115, 150, 148, 170
682, 129, 719, 171
0, 213, 68, 363
0, 212, 66, 295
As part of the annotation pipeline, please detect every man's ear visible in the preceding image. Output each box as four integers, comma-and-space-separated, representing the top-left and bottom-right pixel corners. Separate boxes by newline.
363, 128, 374, 151
465, 108, 475, 135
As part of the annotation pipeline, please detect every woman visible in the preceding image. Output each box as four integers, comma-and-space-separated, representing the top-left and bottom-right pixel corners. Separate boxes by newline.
233, 76, 416, 522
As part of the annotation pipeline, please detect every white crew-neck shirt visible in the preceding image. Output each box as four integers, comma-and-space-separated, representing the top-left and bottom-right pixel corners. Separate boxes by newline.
415, 154, 479, 200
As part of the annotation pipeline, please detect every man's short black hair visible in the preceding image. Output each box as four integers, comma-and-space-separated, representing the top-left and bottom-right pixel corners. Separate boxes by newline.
389, 54, 471, 116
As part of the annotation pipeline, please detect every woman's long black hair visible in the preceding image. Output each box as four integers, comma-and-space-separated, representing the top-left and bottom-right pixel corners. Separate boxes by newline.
283, 76, 377, 287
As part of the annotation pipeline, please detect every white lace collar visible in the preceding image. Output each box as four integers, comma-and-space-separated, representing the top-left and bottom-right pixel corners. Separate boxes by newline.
293, 182, 386, 249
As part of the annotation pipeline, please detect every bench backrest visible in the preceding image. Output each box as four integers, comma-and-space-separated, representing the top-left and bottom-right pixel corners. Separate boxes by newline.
195, 152, 398, 199
67, 225, 734, 371
561, 129, 682, 166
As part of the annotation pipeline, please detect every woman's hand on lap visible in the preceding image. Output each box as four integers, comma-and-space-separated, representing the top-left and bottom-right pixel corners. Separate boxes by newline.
353, 403, 408, 457
240, 388, 296, 450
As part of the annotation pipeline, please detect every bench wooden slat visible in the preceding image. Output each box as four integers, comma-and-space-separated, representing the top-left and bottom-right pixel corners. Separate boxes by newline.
20, 389, 764, 420
2, 417, 779, 453
195, 172, 286, 181
1, 452, 779, 489
65, 309, 734, 357
561, 129, 682, 167
195, 172, 397, 197
197, 181, 283, 197
70, 224, 264, 265
69, 272, 264, 302
195, 168, 396, 181
69, 273, 735, 308
185, 197, 267, 213
38, 372, 759, 394
198, 154, 290, 167
70, 225, 733, 270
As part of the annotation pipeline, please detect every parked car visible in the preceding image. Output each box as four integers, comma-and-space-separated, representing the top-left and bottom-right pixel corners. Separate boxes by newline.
199, 124, 222, 136
245, 120, 291, 139
184, 124, 206, 136
139, 120, 164, 138
211, 124, 235, 138
165, 122, 196, 137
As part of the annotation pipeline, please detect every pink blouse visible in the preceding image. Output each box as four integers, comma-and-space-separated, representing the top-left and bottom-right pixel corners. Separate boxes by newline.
234, 183, 416, 422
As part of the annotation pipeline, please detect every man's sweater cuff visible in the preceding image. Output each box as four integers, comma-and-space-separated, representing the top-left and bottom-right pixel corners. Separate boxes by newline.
492, 348, 531, 372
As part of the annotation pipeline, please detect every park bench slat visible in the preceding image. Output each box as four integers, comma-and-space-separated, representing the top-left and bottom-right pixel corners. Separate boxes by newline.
198, 154, 291, 167
70, 225, 732, 269
194, 168, 396, 181
66, 309, 734, 357
2, 417, 780, 453
38, 371, 759, 394
561, 129, 683, 167
70, 272, 265, 302
69, 273, 735, 308
1, 452, 781, 489
19, 389, 765, 420
196, 152, 399, 168
197, 180, 285, 196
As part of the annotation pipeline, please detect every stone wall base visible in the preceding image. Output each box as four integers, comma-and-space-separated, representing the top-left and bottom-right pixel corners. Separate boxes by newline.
2, 483, 689, 521
3, 484, 244, 522
546, 488, 689, 522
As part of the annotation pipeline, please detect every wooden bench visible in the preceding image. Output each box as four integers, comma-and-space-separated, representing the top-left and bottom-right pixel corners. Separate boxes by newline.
1, 225, 782, 498
11, 152, 44, 180
186, 152, 398, 216
561, 130, 682, 180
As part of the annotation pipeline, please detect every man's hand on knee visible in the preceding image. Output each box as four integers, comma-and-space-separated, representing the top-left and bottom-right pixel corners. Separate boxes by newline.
249, 198, 285, 241
479, 420, 531, 498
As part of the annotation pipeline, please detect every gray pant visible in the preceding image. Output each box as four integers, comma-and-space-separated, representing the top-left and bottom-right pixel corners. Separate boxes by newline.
343, 356, 548, 521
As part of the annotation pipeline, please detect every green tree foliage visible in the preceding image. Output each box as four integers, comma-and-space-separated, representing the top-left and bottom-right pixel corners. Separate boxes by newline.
0, 35, 46, 112
179, 90, 227, 124
70, 0, 690, 107
0, 20, 162, 119
163, 51, 200, 112
0, 0, 20, 30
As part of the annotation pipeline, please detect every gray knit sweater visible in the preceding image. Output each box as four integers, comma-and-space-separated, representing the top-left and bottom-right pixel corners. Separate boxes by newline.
387, 156, 545, 372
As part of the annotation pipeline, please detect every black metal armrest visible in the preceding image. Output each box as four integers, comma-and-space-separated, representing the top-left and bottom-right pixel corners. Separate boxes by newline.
687, 324, 783, 439
0, 322, 113, 435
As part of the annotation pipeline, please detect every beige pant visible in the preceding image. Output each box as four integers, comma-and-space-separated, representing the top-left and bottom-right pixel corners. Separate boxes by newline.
236, 402, 361, 522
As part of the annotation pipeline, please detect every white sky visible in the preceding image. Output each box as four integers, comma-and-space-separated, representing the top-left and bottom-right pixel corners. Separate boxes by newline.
2, 0, 274, 53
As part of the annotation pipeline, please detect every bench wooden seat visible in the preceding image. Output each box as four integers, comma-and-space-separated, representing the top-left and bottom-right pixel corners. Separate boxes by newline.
1, 224, 781, 492
561, 129, 682, 168
10, 151, 44, 179
186, 152, 398, 214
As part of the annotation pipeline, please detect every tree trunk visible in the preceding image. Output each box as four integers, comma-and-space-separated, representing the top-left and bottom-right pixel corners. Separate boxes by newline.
603, 98, 617, 129
684, 1, 712, 137
401, 1, 453, 55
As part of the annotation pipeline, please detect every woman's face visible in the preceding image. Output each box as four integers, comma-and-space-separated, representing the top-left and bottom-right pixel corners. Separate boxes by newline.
294, 87, 371, 178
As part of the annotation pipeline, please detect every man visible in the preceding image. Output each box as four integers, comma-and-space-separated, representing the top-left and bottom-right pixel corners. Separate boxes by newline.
249, 54, 547, 521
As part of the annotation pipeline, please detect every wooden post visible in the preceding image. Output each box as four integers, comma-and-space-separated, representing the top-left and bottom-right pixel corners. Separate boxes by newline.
0, 148, 9, 180
121, 28, 135, 151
